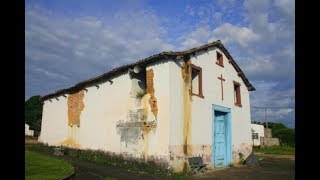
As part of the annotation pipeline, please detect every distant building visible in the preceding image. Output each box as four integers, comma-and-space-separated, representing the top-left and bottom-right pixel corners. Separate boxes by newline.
251, 122, 280, 147
251, 123, 264, 146
25, 123, 34, 136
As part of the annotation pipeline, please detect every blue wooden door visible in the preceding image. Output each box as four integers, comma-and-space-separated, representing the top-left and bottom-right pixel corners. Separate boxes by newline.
214, 111, 227, 167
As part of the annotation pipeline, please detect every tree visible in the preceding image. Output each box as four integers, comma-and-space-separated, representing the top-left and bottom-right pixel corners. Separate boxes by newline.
269, 122, 295, 147
25, 95, 43, 130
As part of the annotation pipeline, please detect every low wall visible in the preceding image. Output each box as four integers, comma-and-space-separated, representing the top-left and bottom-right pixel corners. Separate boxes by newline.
260, 137, 280, 147
25, 130, 34, 136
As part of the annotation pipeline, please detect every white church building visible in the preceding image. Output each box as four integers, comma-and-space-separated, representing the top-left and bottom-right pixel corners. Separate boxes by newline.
39, 40, 255, 172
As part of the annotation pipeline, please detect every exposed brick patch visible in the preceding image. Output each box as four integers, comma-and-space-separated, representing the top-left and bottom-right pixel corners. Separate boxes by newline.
67, 90, 85, 126
146, 69, 158, 119
146, 69, 154, 94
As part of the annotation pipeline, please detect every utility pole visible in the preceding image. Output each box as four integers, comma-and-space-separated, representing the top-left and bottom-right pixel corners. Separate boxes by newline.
265, 107, 268, 129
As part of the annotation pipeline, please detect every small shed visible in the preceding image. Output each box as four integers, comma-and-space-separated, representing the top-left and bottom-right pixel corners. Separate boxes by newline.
251, 123, 264, 146
25, 123, 34, 137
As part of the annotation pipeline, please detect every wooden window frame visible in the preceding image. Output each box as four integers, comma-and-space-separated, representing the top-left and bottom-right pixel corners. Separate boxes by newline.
233, 81, 242, 107
190, 64, 204, 98
216, 51, 224, 67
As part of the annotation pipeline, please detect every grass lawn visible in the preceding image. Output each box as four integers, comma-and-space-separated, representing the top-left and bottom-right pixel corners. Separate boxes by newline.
253, 146, 295, 155
25, 150, 74, 180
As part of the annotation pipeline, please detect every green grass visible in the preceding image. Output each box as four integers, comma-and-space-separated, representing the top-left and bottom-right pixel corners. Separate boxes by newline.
104, 177, 117, 180
25, 150, 74, 180
253, 146, 295, 155
169, 173, 189, 179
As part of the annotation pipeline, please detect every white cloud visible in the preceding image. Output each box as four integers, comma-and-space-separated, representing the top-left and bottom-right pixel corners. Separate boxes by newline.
244, 0, 271, 13
213, 12, 222, 24
179, 0, 295, 126
180, 26, 212, 49
210, 23, 261, 48
33, 67, 68, 80
180, 23, 260, 50
217, 0, 238, 11
25, 5, 174, 99
274, 0, 295, 17
184, 5, 195, 16
179, 0, 295, 82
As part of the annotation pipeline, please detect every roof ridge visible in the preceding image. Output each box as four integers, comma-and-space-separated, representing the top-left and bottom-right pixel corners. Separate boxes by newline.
41, 40, 254, 101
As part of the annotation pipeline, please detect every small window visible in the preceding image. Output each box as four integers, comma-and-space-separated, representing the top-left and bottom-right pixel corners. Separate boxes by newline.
252, 133, 258, 139
216, 52, 224, 67
234, 81, 242, 107
190, 64, 203, 98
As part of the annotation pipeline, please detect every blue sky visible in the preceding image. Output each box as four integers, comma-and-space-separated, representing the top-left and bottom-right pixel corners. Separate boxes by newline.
25, 0, 295, 128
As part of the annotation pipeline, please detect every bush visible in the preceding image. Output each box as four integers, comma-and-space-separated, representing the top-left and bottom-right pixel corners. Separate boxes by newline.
268, 122, 295, 147
273, 128, 295, 147
25, 95, 43, 130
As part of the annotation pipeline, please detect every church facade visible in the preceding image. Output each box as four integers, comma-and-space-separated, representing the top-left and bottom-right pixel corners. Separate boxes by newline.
39, 40, 255, 172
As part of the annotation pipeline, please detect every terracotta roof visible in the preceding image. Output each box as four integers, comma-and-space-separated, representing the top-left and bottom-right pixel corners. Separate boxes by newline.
41, 40, 255, 101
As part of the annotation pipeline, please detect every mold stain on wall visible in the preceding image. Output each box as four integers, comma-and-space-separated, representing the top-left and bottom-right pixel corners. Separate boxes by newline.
60, 90, 85, 148
60, 138, 81, 148
232, 143, 252, 164
169, 144, 212, 172
141, 125, 152, 160
141, 94, 151, 160
114, 67, 160, 163
116, 95, 154, 158
181, 59, 193, 170
142, 95, 149, 121
146, 69, 158, 120
117, 109, 142, 149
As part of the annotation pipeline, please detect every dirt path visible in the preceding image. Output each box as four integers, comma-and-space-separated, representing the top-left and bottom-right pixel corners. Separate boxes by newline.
64, 153, 294, 180
25, 136, 39, 144
254, 152, 295, 160
193, 154, 295, 180
64, 156, 166, 180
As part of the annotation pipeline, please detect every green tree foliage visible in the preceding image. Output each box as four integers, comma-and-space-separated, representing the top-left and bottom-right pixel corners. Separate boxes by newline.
25, 95, 43, 130
267, 122, 287, 129
268, 122, 295, 147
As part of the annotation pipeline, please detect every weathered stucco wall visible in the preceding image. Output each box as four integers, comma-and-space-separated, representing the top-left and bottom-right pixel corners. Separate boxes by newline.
251, 124, 265, 146
194, 47, 252, 164
168, 47, 253, 171
260, 137, 280, 147
143, 60, 170, 164
40, 47, 252, 172
40, 60, 170, 167
264, 128, 272, 138
79, 73, 131, 151
168, 60, 185, 172
39, 95, 69, 145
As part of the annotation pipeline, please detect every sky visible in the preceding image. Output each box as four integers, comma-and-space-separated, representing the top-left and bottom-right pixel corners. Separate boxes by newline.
25, 0, 295, 128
